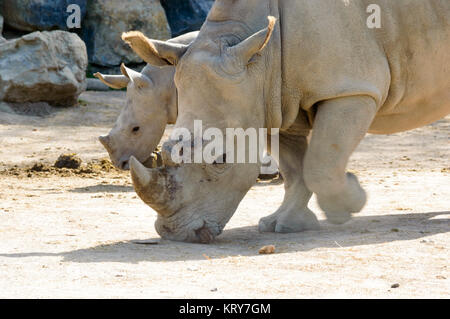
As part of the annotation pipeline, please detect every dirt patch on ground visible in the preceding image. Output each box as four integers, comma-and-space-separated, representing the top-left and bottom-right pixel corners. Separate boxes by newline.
1, 146, 125, 179
1, 158, 125, 179
0, 91, 448, 298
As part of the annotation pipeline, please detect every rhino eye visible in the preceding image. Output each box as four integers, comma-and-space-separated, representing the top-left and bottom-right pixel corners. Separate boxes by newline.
132, 126, 140, 133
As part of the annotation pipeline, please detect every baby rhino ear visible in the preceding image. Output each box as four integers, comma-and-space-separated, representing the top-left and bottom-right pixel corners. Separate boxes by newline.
120, 63, 152, 90
122, 31, 189, 66
93, 73, 129, 89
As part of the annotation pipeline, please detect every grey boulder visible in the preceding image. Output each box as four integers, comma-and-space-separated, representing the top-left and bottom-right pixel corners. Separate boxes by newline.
0, 31, 87, 106
0, 14, 4, 42
86, 78, 110, 92
81, 0, 171, 67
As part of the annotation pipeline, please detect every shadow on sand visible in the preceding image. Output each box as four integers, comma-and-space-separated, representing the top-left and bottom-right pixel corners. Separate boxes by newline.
1, 211, 448, 264
69, 184, 134, 193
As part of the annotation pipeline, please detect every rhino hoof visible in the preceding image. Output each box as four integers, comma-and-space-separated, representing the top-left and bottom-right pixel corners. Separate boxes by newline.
324, 210, 352, 225
259, 208, 320, 233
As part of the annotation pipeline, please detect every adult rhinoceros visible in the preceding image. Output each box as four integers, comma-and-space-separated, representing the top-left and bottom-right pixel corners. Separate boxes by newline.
123, 0, 450, 243
95, 32, 198, 170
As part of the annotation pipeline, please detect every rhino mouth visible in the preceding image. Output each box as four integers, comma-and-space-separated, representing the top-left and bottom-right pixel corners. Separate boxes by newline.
195, 227, 214, 243
155, 215, 224, 244
120, 159, 130, 170
194, 222, 217, 244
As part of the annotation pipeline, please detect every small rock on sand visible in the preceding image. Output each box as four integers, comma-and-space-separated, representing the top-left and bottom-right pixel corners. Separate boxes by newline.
258, 245, 276, 255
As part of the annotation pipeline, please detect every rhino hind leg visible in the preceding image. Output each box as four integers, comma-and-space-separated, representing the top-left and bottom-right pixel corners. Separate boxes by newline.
259, 134, 320, 233
316, 172, 366, 224
304, 96, 377, 224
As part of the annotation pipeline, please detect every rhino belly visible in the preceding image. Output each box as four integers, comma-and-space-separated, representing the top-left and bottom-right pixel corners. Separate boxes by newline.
369, 88, 450, 134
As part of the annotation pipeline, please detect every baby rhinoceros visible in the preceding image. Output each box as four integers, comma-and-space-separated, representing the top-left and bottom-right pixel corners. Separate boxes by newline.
95, 31, 199, 170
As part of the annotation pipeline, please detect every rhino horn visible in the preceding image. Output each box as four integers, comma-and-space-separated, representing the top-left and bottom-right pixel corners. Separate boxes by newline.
129, 156, 173, 216
130, 156, 151, 186
98, 135, 112, 152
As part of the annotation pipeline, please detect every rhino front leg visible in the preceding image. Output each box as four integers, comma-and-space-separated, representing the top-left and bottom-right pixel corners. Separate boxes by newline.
304, 96, 377, 224
259, 133, 320, 233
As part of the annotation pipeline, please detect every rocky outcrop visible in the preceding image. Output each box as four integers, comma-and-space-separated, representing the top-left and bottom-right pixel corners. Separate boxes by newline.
0, 0, 87, 32
0, 0, 211, 67
0, 0, 212, 70
81, 0, 171, 67
160, 0, 213, 36
0, 31, 87, 106
0, 14, 4, 42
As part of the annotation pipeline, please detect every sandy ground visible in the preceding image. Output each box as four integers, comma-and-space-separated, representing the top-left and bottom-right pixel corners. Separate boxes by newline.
0, 91, 448, 298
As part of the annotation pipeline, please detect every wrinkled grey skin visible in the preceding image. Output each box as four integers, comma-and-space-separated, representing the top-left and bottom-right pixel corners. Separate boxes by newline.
125, 0, 450, 243
96, 32, 198, 170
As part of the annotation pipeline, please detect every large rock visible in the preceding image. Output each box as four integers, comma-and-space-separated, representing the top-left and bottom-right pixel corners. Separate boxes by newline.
0, 0, 87, 32
82, 0, 171, 67
0, 31, 87, 106
160, 0, 213, 37
0, 14, 4, 42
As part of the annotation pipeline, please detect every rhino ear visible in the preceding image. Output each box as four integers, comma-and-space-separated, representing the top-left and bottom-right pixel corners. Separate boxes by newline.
228, 16, 276, 65
120, 63, 152, 89
122, 31, 188, 66
93, 72, 129, 89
